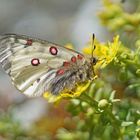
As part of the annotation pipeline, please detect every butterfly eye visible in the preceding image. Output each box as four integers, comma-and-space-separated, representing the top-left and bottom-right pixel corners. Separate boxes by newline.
92, 57, 97, 65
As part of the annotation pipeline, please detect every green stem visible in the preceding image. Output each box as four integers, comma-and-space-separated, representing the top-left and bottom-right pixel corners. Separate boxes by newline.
78, 93, 98, 110
78, 93, 98, 140
88, 120, 94, 140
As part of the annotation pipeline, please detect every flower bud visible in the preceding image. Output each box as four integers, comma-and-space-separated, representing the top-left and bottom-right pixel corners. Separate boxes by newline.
137, 120, 140, 126
136, 128, 140, 139
98, 99, 109, 109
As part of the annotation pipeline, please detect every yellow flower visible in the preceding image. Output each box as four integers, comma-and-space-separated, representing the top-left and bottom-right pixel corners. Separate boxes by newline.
83, 35, 120, 68
43, 81, 91, 102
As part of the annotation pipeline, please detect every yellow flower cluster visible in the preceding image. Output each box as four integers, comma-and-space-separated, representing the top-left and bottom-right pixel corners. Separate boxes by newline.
83, 35, 120, 69
98, 0, 140, 32
43, 81, 91, 102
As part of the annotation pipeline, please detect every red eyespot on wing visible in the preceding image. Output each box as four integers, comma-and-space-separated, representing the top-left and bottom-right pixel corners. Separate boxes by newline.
71, 56, 77, 63
77, 54, 83, 60
57, 69, 65, 75
63, 61, 70, 67
31, 58, 40, 66
49, 46, 58, 55
26, 39, 32, 46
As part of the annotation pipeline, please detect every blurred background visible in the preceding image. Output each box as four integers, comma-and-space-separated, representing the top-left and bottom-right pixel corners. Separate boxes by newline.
0, 0, 139, 140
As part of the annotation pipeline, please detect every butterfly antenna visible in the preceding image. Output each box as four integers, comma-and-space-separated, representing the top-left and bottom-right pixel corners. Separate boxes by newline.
91, 33, 96, 59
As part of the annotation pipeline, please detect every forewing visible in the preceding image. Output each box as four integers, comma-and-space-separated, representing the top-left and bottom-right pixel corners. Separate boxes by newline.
0, 34, 84, 97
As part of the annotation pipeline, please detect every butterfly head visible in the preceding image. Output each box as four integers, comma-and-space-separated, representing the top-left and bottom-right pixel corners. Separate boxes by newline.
91, 57, 97, 65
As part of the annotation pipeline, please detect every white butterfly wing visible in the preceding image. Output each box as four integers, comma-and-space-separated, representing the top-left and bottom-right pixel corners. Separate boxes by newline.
0, 34, 85, 97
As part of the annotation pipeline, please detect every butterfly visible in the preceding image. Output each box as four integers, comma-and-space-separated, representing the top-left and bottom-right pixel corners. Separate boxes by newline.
0, 34, 97, 101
